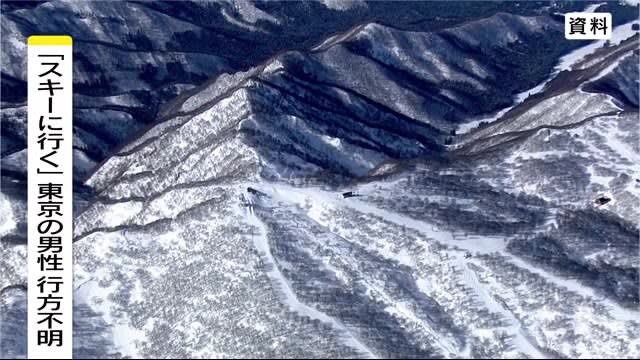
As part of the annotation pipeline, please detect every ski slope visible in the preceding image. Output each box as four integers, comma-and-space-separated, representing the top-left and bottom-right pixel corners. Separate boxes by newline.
239, 198, 376, 358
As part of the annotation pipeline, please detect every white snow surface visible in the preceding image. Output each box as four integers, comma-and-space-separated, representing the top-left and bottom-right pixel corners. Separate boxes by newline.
0, 193, 16, 238
241, 201, 376, 358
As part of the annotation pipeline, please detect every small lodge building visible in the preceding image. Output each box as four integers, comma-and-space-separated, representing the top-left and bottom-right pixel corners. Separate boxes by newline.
247, 187, 267, 197
342, 191, 358, 198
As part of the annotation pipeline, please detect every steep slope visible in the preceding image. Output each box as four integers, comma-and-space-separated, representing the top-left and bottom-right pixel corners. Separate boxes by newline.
1, 0, 584, 250
455, 33, 640, 223
1, 0, 586, 177
87, 11, 574, 197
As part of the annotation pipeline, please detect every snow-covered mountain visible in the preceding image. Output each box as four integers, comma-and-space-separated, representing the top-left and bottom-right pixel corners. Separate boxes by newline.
1, 1, 639, 358
457, 32, 640, 223
2, 0, 598, 247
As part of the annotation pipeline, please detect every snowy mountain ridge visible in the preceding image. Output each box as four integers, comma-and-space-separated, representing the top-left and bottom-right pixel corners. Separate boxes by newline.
63, 12, 639, 359
1, 1, 639, 358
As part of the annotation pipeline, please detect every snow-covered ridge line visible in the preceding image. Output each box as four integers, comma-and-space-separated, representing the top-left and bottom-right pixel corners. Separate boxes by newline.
311, 23, 368, 52
458, 20, 639, 135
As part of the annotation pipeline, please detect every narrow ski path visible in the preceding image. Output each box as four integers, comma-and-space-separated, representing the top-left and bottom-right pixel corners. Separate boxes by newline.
264, 183, 640, 327
238, 201, 376, 359
453, 255, 545, 358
